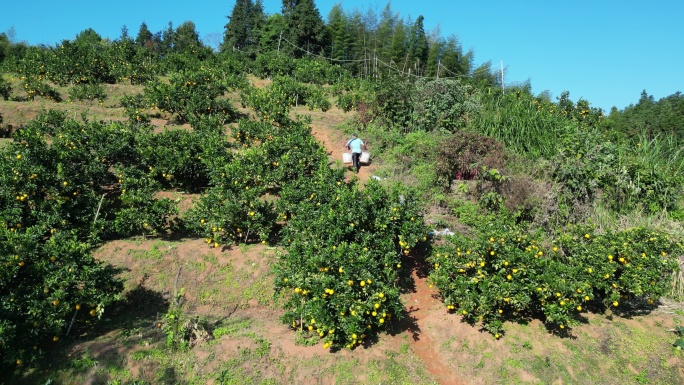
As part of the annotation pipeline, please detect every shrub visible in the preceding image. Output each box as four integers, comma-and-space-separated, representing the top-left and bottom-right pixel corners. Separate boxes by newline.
21, 76, 61, 102
428, 219, 681, 337
274, 179, 427, 350
0, 229, 123, 366
435, 131, 506, 189
0, 76, 11, 100
144, 69, 236, 123
68, 83, 107, 103
412, 78, 480, 132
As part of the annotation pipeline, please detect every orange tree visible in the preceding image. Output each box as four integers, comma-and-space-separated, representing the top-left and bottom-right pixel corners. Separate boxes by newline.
0, 228, 123, 366
428, 216, 681, 338
0, 113, 129, 367
144, 68, 241, 124
185, 114, 327, 246
0, 76, 12, 100
0, 106, 212, 366
183, 148, 277, 245
274, 170, 427, 350
136, 128, 229, 193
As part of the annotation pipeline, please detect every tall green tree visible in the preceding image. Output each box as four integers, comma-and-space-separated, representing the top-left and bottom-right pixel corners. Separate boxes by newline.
135, 22, 154, 47
258, 13, 286, 52
426, 35, 444, 78
440, 34, 471, 76
375, 3, 397, 63
250, 0, 266, 47
222, 0, 265, 54
281, 0, 327, 57
73, 28, 103, 45
348, 9, 379, 77
0, 32, 10, 64
160, 22, 175, 54
223, 0, 251, 51
408, 15, 429, 74
326, 3, 351, 61
174, 21, 203, 53
389, 19, 407, 70
118, 25, 131, 42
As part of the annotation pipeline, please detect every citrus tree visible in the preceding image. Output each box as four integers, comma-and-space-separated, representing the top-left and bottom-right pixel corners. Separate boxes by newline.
274, 173, 427, 350
428, 218, 681, 338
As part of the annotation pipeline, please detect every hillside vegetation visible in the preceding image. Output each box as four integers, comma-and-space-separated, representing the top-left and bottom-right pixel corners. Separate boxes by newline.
1, 1, 684, 384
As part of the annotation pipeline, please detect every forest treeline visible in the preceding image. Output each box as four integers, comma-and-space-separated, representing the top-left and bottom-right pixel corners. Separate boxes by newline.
1, 0, 681, 131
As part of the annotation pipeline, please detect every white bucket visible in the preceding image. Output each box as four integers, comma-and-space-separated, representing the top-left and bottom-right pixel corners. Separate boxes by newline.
342, 152, 352, 164
360, 151, 370, 164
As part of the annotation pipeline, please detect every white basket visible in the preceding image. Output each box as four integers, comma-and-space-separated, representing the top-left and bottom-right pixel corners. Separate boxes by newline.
342, 152, 352, 164
360, 151, 370, 164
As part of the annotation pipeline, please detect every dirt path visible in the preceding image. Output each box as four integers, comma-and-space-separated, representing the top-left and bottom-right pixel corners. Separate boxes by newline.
404, 269, 465, 385
306, 107, 464, 385
302, 107, 376, 184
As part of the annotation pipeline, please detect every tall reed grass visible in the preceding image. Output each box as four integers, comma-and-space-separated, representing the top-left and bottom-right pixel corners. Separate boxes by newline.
471, 91, 575, 159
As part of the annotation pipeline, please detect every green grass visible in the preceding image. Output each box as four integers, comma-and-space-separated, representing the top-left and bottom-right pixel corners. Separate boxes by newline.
437, 314, 684, 385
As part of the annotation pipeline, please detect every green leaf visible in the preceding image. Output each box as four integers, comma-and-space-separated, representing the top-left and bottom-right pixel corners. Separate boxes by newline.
673, 338, 684, 349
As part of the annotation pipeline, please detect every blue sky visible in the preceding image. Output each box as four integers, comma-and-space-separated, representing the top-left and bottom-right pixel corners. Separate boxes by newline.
2, 0, 682, 111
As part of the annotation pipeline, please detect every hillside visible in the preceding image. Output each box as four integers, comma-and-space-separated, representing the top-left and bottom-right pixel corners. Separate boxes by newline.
2, 5, 684, 383
1, 69, 684, 384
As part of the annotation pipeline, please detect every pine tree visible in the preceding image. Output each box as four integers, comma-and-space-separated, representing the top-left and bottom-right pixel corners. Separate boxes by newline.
348, 10, 368, 76
160, 22, 175, 54
408, 15, 429, 74
250, 0, 266, 47
174, 21, 202, 53
440, 34, 471, 76
426, 36, 444, 78
389, 19, 407, 70
223, 0, 252, 51
281, 0, 326, 57
375, 3, 397, 63
326, 4, 351, 61
119, 25, 131, 42
222, 0, 264, 54
135, 22, 154, 47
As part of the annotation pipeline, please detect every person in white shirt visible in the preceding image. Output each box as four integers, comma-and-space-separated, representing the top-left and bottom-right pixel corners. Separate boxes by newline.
346, 133, 366, 174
